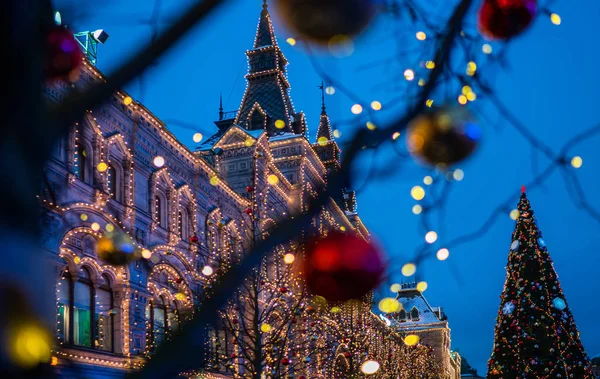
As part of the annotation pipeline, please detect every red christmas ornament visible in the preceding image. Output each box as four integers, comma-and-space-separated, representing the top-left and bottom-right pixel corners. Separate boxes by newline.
245, 207, 253, 215
175, 277, 183, 284
281, 357, 290, 366
246, 186, 254, 193
279, 287, 288, 294
344, 352, 352, 358
189, 234, 199, 244
302, 231, 385, 302
478, 0, 537, 40
45, 26, 83, 80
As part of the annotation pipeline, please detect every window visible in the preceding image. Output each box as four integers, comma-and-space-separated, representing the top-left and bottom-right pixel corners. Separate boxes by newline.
56, 267, 114, 352
179, 209, 189, 240
73, 268, 92, 347
148, 298, 167, 350
398, 309, 407, 321
410, 307, 420, 321
239, 162, 247, 170
95, 275, 114, 352
75, 145, 88, 182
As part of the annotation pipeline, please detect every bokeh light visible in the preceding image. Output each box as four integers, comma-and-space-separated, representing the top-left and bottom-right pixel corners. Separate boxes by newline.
404, 69, 415, 81
91, 222, 100, 231
141, 249, 152, 259
390, 283, 401, 292
425, 231, 438, 244
268, 175, 279, 185
401, 263, 416, 277
261, 323, 272, 333
510, 209, 520, 220
8, 323, 51, 368
97, 162, 108, 172
436, 248, 450, 261
371, 101, 382, 111
210, 176, 220, 186
423, 176, 433, 185
411, 186, 425, 201
571, 156, 583, 168
416, 31, 426, 40
202, 265, 214, 276
453, 169, 464, 181
193, 133, 203, 143
351, 104, 363, 115
378, 298, 401, 313
550, 13, 561, 25
417, 281, 428, 292
482, 43, 492, 54
123, 96, 133, 106
366, 122, 377, 131
361, 360, 380, 375
404, 334, 420, 346
412, 204, 423, 215
153, 156, 165, 168
286, 37, 296, 46
284, 253, 295, 264
275, 119, 286, 129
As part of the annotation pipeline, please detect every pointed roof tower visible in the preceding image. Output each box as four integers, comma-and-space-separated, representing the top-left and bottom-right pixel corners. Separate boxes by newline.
235, 1, 303, 136
313, 83, 340, 172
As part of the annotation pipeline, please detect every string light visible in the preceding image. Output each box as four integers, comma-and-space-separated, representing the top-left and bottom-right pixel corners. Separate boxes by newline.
436, 248, 450, 261
411, 186, 425, 201
425, 231, 438, 243
571, 156, 583, 168
351, 104, 363, 115
402, 263, 417, 276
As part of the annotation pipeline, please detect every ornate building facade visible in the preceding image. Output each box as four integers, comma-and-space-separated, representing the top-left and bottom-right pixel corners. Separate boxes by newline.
40, 2, 457, 378
381, 283, 462, 379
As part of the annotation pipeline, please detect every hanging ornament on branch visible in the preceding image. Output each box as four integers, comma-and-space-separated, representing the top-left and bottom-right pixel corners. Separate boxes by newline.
45, 26, 83, 80
478, 0, 537, 40
301, 231, 385, 302
275, 0, 378, 44
406, 106, 481, 167
96, 232, 137, 266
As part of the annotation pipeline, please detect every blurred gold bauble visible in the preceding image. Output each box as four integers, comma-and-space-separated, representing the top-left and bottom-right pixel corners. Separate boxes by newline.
406, 106, 481, 166
96, 233, 136, 266
275, 0, 378, 44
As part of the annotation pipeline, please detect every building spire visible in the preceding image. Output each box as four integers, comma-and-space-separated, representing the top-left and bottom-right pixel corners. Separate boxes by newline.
254, 0, 277, 48
219, 92, 224, 121
319, 81, 326, 115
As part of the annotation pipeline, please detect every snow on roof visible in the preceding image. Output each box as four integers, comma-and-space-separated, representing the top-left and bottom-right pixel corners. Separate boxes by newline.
268, 132, 301, 142
394, 287, 443, 326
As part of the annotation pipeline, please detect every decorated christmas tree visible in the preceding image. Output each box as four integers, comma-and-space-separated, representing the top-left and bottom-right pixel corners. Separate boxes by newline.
487, 189, 594, 378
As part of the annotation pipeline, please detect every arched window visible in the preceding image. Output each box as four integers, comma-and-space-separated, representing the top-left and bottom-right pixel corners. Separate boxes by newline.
398, 309, 407, 321
178, 211, 184, 239
148, 297, 167, 350
410, 307, 420, 321
155, 195, 163, 227
75, 145, 88, 182
95, 274, 114, 352
73, 268, 93, 347
108, 165, 119, 201
83, 236, 95, 256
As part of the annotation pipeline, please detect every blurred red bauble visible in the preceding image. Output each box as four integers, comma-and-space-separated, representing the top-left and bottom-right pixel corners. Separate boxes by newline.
245, 207, 253, 215
279, 287, 288, 294
344, 352, 352, 358
275, 0, 378, 44
478, 0, 537, 40
246, 186, 254, 192
406, 106, 481, 167
302, 232, 385, 302
189, 234, 199, 244
45, 26, 83, 80
281, 357, 290, 366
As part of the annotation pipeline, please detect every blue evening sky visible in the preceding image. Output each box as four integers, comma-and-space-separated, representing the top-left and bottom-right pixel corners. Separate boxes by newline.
58, 0, 600, 373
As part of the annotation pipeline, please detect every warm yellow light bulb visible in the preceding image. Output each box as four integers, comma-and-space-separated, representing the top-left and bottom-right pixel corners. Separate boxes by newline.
401, 263, 417, 277
404, 334, 420, 346
283, 253, 295, 264
425, 231, 438, 244
141, 249, 152, 259
361, 360, 380, 375
436, 248, 450, 261
458, 95, 468, 105
123, 96, 133, 106
91, 222, 100, 231
411, 186, 425, 201
351, 104, 363, 115
378, 298, 401, 313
